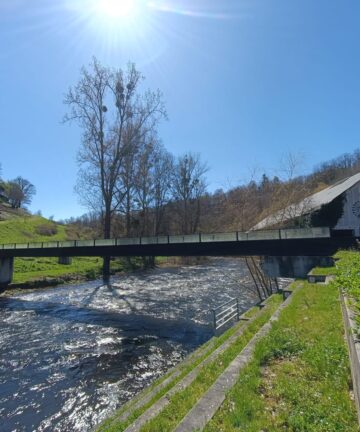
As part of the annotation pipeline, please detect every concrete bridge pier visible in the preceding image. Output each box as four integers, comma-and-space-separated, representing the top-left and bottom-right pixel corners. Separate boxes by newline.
261, 256, 334, 279
0, 257, 14, 289
58, 257, 72, 265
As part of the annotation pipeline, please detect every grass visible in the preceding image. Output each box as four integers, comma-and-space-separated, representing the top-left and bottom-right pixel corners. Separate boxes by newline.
333, 250, 360, 332
11, 257, 143, 285
0, 215, 68, 243
203, 281, 359, 432
309, 266, 337, 276
12, 257, 102, 283
0, 214, 141, 286
0, 215, 101, 285
97, 295, 282, 432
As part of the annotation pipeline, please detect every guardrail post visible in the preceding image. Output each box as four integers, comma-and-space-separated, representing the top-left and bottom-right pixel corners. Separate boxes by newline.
212, 309, 216, 331
236, 231, 239, 241
236, 298, 240, 321
167, 235, 170, 244
199, 232, 202, 242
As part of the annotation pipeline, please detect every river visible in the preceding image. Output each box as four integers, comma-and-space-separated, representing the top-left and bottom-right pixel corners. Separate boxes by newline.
0, 257, 260, 432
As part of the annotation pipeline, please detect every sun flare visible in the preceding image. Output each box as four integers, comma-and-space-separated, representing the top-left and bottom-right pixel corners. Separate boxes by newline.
95, 0, 136, 19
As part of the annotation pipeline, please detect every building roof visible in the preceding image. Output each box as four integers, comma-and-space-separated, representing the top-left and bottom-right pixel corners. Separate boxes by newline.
252, 172, 360, 230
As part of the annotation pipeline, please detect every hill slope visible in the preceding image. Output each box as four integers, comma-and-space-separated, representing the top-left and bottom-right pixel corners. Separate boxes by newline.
0, 207, 126, 288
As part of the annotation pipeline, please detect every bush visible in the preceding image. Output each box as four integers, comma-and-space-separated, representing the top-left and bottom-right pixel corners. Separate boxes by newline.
35, 223, 58, 236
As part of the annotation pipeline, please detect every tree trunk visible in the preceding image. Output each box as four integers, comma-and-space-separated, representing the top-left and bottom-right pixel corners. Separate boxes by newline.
102, 204, 111, 284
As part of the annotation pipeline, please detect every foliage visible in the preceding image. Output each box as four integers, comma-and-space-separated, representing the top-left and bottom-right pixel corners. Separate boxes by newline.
3, 176, 36, 208
35, 223, 58, 236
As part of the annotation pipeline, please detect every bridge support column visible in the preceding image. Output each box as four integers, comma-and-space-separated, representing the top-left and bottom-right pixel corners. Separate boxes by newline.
102, 256, 111, 285
0, 257, 14, 289
261, 256, 334, 279
58, 257, 72, 265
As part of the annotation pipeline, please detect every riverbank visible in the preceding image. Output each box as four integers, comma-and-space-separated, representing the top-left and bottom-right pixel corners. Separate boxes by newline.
205, 278, 358, 431
100, 258, 359, 432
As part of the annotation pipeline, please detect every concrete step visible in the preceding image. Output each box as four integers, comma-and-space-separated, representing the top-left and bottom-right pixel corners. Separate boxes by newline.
173, 285, 299, 431
122, 298, 277, 432
110, 334, 219, 425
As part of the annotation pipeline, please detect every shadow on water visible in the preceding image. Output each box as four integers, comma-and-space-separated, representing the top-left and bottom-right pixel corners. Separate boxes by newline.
0, 288, 212, 343
0, 258, 258, 432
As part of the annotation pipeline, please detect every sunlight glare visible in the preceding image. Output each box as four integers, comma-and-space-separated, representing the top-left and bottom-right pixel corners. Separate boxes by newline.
96, 0, 136, 19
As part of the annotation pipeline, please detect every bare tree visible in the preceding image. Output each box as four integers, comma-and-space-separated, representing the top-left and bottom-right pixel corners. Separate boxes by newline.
6, 177, 36, 208
133, 138, 156, 236
64, 58, 166, 278
116, 127, 141, 237
171, 153, 208, 234
152, 146, 174, 235
133, 140, 174, 237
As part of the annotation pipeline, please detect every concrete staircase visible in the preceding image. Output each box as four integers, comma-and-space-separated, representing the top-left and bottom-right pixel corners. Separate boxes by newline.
100, 287, 298, 432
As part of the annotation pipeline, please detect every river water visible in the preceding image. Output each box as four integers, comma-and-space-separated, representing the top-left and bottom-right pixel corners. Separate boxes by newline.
0, 258, 259, 432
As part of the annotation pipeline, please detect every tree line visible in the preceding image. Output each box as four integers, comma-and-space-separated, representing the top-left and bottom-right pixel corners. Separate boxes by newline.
64, 58, 360, 255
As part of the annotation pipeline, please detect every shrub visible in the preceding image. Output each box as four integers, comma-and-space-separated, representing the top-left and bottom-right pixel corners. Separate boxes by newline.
35, 223, 58, 236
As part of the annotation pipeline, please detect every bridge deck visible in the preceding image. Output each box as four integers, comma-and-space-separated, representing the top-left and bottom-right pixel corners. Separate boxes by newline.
0, 227, 356, 258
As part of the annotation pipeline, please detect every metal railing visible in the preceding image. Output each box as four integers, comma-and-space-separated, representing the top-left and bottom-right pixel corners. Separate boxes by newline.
0, 227, 331, 251
212, 298, 240, 331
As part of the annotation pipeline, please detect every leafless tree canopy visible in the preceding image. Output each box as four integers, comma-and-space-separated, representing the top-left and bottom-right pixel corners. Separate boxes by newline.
171, 153, 208, 234
64, 58, 166, 241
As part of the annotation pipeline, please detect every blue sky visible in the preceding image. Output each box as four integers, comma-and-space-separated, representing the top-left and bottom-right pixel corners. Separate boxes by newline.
0, 0, 359, 219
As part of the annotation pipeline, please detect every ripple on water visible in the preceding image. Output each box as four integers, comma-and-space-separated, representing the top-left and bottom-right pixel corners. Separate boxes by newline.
0, 258, 266, 432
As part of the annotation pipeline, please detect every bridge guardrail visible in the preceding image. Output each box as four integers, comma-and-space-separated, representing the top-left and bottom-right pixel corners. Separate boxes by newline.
280, 227, 329, 239
0, 227, 331, 251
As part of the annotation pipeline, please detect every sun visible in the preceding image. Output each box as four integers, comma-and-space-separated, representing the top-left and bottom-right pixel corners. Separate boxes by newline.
95, 0, 137, 19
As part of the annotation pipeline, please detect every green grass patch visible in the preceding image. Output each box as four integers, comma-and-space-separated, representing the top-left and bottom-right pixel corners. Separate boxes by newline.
334, 250, 360, 331
12, 257, 102, 283
97, 297, 282, 432
310, 266, 337, 276
0, 215, 145, 285
12, 257, 131, 284
0, 215, 68, 243
204, 281, 359, 432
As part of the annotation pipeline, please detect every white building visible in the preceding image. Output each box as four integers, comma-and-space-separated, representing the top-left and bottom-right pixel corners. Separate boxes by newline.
252, 172, 360, 236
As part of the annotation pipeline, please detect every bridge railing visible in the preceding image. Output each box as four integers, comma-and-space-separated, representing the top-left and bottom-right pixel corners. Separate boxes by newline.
0, 227, 331, 250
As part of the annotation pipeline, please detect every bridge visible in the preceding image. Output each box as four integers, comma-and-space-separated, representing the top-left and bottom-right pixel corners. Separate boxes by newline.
0, 227, 356, 288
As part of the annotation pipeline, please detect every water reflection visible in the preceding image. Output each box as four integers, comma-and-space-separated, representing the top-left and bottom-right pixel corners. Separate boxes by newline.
0, 258, 258, 431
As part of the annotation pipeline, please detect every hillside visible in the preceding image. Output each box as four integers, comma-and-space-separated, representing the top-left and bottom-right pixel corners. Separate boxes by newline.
0, 207, 127, 288
0, 202, 95, 244
0, 215, 67, 244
